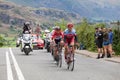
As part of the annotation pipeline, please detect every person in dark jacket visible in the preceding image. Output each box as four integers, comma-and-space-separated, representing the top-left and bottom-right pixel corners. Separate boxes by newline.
96, 28, 103, 59
23, 22, 31, 34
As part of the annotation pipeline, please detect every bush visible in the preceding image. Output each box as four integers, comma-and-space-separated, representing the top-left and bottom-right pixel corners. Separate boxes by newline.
75, 18, 96, 51
113, 29, 120, 55
0, 35, 4, 47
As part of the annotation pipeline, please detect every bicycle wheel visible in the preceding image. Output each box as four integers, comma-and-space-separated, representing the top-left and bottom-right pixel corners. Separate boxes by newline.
67, 54, 71, 70
68, 53, 74, 71
58, 51, 62, 67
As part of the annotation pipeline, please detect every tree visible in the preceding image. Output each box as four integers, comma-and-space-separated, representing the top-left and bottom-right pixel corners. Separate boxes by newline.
94, 23, 106, 28
55, 19, 67, 31
75, 18, 97, 51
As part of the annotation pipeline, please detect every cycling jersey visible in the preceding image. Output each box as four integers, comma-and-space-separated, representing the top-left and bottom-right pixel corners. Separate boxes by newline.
51, 30, 64, 40
64, 28, 77, 44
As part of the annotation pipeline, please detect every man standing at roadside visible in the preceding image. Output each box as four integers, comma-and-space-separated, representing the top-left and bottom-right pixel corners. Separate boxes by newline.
96, 28, 103, 59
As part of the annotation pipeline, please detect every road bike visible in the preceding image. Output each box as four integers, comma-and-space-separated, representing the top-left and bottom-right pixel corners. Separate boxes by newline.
53, 42, 62, 67
57, 42, 62, 67
66, 45, 75, 71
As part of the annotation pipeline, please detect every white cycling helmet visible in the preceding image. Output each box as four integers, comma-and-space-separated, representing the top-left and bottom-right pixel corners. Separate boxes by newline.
44, 29, 50, 33
25, 22, 30, 25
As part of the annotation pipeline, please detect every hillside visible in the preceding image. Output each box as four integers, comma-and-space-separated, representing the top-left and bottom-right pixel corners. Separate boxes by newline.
0, 0, 81, 40
5, 0, 120, 21
0, 1, 80, 27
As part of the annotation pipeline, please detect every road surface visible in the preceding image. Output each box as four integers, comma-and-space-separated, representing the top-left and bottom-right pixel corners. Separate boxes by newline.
0, 48, 120, 80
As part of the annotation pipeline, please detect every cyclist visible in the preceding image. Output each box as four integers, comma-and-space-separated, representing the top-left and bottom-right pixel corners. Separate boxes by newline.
64, 23, 78, 62
51, 26, 64, 61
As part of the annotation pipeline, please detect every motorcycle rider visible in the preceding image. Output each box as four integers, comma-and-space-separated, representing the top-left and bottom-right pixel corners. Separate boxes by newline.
23, 22, 32, 34
21, 22, 33, 52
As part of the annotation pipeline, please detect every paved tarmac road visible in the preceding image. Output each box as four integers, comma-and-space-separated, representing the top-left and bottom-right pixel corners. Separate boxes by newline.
0, 48, 120, 80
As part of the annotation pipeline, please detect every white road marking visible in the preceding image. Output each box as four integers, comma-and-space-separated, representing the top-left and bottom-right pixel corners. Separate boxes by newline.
9, 48, 25, 80
6, 51, 14, 80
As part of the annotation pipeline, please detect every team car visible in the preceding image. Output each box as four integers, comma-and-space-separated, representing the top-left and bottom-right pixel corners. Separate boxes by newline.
32, 34, 44, 49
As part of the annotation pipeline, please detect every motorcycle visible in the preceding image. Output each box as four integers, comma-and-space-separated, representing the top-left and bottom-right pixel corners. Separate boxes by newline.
21, 31, 33, 55
46, 38, 51, 52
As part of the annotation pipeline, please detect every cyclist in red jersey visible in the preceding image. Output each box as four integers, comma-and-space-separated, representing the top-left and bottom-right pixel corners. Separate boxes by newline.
51, 26, 64, 61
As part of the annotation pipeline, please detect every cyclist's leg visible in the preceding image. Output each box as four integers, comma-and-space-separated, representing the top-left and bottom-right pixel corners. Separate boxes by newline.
60, 39, 64, 50
53, 39, 57, 57
64, 39, 74, 60
70, 42, 74, 53
64, 43, 68, 61
54, 39, 60, 57
70, 38, 75, 53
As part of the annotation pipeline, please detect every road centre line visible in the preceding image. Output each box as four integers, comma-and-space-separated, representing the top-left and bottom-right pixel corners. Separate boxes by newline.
9, 48, 25, 80
6, 51, 14, 80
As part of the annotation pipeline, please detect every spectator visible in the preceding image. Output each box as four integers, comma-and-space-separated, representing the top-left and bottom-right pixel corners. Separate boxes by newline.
102, 28, 110, 58
96, 28, 103, 59
108, 28, 113, 57
94, 27, 99, 47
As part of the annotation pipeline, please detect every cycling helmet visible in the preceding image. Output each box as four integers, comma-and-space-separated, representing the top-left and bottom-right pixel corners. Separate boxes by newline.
44, 29, 50, 33
67, 23, 73, 28
55, 26, 61, 31
24, 22, 30, 25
